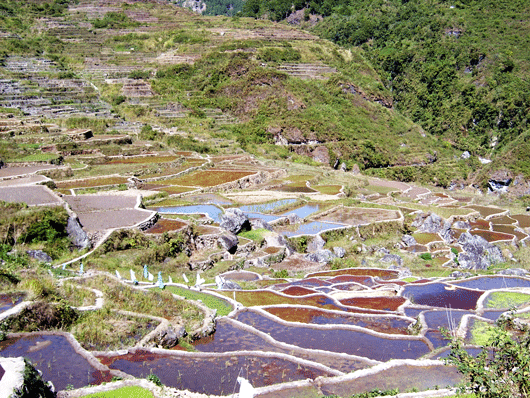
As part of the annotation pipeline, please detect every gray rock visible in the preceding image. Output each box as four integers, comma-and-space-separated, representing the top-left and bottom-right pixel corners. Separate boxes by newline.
453, 221, 471, 229
305, 249, 336, 263
215, 275, 241, 290
450, 271, 472, 278
461, 151, 470, 159
307, 235, 326, 252
66, 216, 91, 250
333, 247, 346, 258
401, 235, 417, 247
440, 221, 455, 243
377, 247, 390, 255
26, 250, 52, 263
457, 232, 504, 270
339, 162, 347, 172
413, 213, 444, 233
496, 268, 528, 276
264, 234, 296, 256
244, 257, 266, 268
380, 254, 403, 266
157, 324, 187, 348
220, 208, 250, 234
218, 233, 238, 254
250, 218, 273, 231
286, 213, 302, 224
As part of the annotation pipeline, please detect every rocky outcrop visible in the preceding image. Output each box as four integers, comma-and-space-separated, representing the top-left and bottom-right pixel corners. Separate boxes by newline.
457, 232, 504, 270
305, 249, 336, 263
218, 233, 238, 254
412, 212, 444, 233
26, 249, 52, 263
67, 215, 91, 250
307, 235, 326, 252
488, 170, 513, 193
155, 324, 187, 348
401, 235, 417, 247
380, 254, 403, 266
220, 208, 250, 234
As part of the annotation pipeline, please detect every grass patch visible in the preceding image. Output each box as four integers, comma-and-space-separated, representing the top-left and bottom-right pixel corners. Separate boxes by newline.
166, 286, 233, 316
485, 291, 530, 309
238, 228, 270, 243
83, 386, 154, 398
313, 185, 342, 195
56, 176, 129, 189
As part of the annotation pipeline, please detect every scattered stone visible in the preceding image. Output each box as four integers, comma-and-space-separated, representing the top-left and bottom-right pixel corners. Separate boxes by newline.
496, 268, 528, 276
67, 215, 91, 250
26, 250, 52, 263
307, 235, 326, 252
305, 249, 336, 263
286, 213, 302, 224
351, 164, 361, 175
250, 218, 273, 231
401, 235, 417, 247
450, 271, 473, 278
339, 162, 347, 172
220, 208, 250, 234
461, 151, 470, 159
333, 247, 346, 258
440, 221, 455, 243
377, 247, 390, 255
457, 232, 504, 270
264, 234, 296, 256
380, 254, 403, 266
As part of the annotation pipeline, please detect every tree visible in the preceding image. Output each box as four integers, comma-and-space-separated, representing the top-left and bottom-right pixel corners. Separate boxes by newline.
445, 316, 530, 397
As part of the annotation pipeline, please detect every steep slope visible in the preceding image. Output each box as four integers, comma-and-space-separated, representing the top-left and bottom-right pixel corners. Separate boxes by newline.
0, 0, 462, 181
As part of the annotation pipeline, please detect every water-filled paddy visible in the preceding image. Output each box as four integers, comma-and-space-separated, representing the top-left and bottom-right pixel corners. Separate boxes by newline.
98, 349, 333, 396
0, 293, 25, 313
470, 229, 514, 242
239, 199, 297, 213
0, 334, 112, 390
155, 205, 223, 222
276, 221, 346, 237
235, 310, 430, 361
401, 283, 484, 310
263, 306, 412, 334
448, 276, 530, 290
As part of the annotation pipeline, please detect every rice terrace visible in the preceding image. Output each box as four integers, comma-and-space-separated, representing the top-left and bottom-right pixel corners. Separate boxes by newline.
1, 0, 530, 397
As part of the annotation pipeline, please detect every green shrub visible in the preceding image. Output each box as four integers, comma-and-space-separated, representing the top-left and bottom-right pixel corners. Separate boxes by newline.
419, 253, 433, 261
273, 269, 289, 278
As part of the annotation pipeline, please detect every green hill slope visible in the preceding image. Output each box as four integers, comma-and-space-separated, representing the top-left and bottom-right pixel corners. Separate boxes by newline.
0, 0, 482, 186
243, 0, 530, 181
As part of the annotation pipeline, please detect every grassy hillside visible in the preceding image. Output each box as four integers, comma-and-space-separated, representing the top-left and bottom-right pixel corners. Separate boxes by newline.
0, 0, 481, 186
242, 0, 530, 182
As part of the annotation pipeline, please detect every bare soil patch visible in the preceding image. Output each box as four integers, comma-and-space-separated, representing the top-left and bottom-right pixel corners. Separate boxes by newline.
315, 206, 401, 225
0, 185, 61, 206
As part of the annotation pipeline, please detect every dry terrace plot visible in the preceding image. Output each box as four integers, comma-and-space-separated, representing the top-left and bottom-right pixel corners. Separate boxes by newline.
315, 206, 402, 225
0, 186, 61, 206
155, 170, 256, 187
64, 194, 153, 232
0, 165, 60, 178
64, 195, 137, 212
105, 155, 180, 164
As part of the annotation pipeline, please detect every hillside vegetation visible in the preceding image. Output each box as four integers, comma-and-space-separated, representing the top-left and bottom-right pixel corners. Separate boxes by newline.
242, 0, 530, 184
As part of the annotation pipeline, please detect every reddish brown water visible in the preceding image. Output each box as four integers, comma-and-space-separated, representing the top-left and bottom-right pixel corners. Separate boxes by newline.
307, 268, 399, 280
338, 296, 406, 312
469, 229, 514, 242
193, 318, 369, 373
144, 218, 187, 234
489, 215, 516, 225
0, 334, 113, 390
234, 310, 431, 361
469, 218, 490, 230
263, 306, 412, 334
512, 214, 530, 228
98, 349, 334, 395
319, 363, 462, 397
280, 286, 319, 296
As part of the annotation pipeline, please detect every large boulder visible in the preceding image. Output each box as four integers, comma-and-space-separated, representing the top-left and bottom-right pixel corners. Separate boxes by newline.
380, 254, 403, 266
250, 218, 273, 231
264, 234, 296, 256
333, 246, 346, 258
307, 235, 326, 252
215, 275, 241, 290
305, 249, 336, 263
218, 233, 238, 254
156, 324, 187, 348
220, 208, 250, 234
67, 216, 91, 250
412, 212, 444, 233
401, 235, 417, 247
457, 232, 504, 270
496, 268, 528, 277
